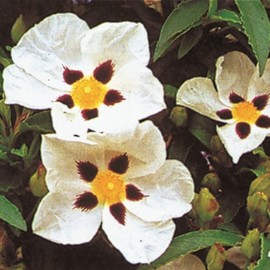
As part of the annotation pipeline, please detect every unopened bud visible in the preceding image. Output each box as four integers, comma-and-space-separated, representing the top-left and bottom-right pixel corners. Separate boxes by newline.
249, 173, 270, 198
29, 163, 48, 197
11, 14, 28, 44
206, 243, 226, 270
169, 106, 188, 128
194, 188, 219, 227
241, 229, 260, 260
201, 172, 221, 194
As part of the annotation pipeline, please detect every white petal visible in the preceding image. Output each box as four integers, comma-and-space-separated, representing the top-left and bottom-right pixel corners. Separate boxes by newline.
176, 77, 226, 121
102, 207, 175, 264
3, 65, 64, 109
125, 160, 194, 222
32, 191, 102, 245
11, 13, 89, 90
51, 103, 89, 139
248, 58, 270, 100
217, 124, 267, 163
81, 21, 149, 69
215, 51, 255, 105
108, 62, 166, 120
41, 134, 102, 192
87, 121, 166, 178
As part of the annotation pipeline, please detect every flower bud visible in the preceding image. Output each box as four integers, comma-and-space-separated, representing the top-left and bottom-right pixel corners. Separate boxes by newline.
11, 14, 28, 44
247, 192, 270, 231
169, 106, 188, 128
206, 243, 226, 270
194, 188, 219, 228
241, 228, 260, 260
248, 173, 270, 198
201, 172, 221, 194
29, 163, 48, 197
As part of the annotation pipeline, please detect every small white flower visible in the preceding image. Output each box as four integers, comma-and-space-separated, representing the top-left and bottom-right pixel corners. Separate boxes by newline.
32, 121, 194, 264
177, 51, 270, 163
3, 13, 166, 137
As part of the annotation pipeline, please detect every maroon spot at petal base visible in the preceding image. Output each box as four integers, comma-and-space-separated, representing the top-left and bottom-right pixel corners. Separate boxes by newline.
126, 184, 144, 201
63, 66, 84, 85
236, 122, 251, 139
93, 60, 114, 84
76, 161, 98, 182
252, 94, 269, 110
57, 94, 74, 108
104, 90, 125, 106
108, 153, 129, 174
229, 92, 245, 103
74, 192, 98, 212
256, 115, 270, 128
216, 109, 233, 120
110, 203, 126, 225
81, 109, 98, 120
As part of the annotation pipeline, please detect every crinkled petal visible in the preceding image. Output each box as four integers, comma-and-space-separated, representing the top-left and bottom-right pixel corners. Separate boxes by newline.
32, 191, 102, 245
215, 51, 255, 105
248, 58, 270, 100
41, 134, 100, 192
177, 77, 226, 121
87, 121, 166, 178
108, 62, 166, 120
217, 123, 267, 163
11, 13, 89, 91
3, 65, 63, 109
81, 22, 149, 70
102, 207, 175, 264
124, 160, 194, 222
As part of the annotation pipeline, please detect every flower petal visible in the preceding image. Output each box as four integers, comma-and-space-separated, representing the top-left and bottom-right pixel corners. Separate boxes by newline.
3, 65, 63, 109
217, 123, 267, 163
81, 22, 149, 69
177, 77, 226, 121
11, 13, 89, 91
215, 51, 255, 105
87, 121, 166, 178
102, 207, 175, 264
124, 160, 194, 222
32, 191, 102, 245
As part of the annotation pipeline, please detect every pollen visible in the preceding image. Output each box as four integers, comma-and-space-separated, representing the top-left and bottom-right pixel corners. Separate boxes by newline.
71, 76, 107, 110
231, 101, 260, 124
91, 170, 126, 205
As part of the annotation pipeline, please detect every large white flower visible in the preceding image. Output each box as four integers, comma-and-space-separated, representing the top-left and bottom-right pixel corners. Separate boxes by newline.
177, 51, 270, 163
3, 13, 166, 137
32, 121, 194, 264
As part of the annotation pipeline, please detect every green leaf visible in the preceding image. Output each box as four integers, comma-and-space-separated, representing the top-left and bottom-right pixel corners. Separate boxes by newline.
188, 112, 216, 149
235, 0, 270, 75
11, 14, 27, 44
0, 195, 27, 231
207, 0, 218, 17
19, 110, 54, 133
0, 48, 12, 67
164, 84, 178, 99
212, 9, 241, 24
253, 234, 270, 270
138, 230, 243, 270
178, 27, 203, 59
154, 0, 208, 61
11, 143, 28, 158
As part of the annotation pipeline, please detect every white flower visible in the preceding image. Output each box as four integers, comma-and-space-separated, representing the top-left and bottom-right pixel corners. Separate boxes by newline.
3, 13, 166, 137
32, 121, 194, 264
177, 51, 270, 163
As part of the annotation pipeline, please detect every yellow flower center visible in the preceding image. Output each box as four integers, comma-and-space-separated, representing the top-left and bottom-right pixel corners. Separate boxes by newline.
91, 170, 126, 205
231, 101, 260, 123
71, 76, 107, 109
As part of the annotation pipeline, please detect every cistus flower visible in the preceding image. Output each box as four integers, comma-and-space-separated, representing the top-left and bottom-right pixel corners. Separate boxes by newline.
177, 51, 270, 163
3, 13, 166, 137
32, 121, 194, 264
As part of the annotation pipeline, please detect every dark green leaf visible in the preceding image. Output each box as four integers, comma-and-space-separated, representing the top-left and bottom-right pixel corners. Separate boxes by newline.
138, 230, 243, 270
212, 9, 241, 24
164, 84, 178, 99
253, 234, 270, 270
235, 0, 270, 75
0, 48, 12, 67
154, 0, 208, 61
19, 110, 54, 133
178, 27, 203, 59
188, 113, 216, 149
0, 99, 11, 129
0, 195, 27, 231
207, 0, 217, 17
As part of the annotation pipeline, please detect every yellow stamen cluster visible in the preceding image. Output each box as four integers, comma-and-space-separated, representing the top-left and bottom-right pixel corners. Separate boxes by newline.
232, 101, 260, 123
